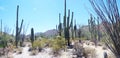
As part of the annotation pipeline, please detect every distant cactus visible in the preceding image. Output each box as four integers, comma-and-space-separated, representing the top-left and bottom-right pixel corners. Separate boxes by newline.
74, 19, 77, 38
58, 13, 62, 36
88, 15, 98, 46
88, 14, 97, 40
15, 5, 23, 48
78, 26, 81, 38
97, 17, 100, 41
31, 28, 34, 48
70, 12, 74, 39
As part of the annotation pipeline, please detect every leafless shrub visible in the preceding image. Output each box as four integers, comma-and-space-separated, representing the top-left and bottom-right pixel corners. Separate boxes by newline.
89, 0, 120, 57
107, 52, 116, 58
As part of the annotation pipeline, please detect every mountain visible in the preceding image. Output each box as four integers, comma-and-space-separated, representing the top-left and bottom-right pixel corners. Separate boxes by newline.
28, 29, 58, 38
27, 22, 105, 39
43, 29, 57, 37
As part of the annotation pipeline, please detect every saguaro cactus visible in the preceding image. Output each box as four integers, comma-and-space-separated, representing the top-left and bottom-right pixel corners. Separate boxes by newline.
71, 12, 74, 39
78, 26, 81, 38
64, 10, 74, 46
15, 5, 23, 48
58, 13, 62, 36
97, 17, 100, 41
88, 14, 96, 40
62, 0, 74, 46
88, 15, 97, 46
31, 28, 34, 47
74, 20, 77, 38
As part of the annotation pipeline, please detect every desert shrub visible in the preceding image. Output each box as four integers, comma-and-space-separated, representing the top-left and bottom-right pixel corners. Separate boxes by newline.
32, 40, 40, 49
32, 38, 50, 52
83, 47, 96, 58
51, 36, 66, 56
40, 38, 49, 47
33, 39, 45, 48
73, 42, 84, 57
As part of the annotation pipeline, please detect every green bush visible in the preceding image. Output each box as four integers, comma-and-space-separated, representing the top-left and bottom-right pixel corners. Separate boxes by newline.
32, 38, 50, 49
0, 44, 3, 48
51, 36, 66, 54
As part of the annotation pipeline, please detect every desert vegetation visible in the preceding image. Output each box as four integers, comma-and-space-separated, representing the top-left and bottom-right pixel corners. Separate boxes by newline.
0, 0, 120, 58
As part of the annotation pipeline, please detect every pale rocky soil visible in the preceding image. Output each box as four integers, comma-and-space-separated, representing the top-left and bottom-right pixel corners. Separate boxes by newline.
0, 41, 115, 58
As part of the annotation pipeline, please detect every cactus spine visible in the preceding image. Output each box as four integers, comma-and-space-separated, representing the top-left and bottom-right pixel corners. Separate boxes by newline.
31, 28, 34, 47
15, 5, 23, 48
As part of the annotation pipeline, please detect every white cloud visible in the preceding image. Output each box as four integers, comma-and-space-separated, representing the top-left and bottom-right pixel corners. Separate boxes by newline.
0, 6, 5, 10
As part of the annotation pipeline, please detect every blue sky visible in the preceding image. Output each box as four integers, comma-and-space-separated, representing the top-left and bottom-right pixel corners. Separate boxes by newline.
0, 0, 102, 34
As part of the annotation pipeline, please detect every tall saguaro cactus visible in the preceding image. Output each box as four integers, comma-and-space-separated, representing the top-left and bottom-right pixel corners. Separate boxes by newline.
15, 5, 23, 48
58, 13, 62, 36
71, 12, 74, 39
61, 0, 74, 46
31, 28, 34, 47
88, 15, 97, 45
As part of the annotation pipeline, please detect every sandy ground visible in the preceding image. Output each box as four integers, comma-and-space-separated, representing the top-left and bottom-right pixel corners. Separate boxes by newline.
12, 46, 73, 58
10, 42, 111, 58
83, 42, 110, 58
12, 47, 53, 58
